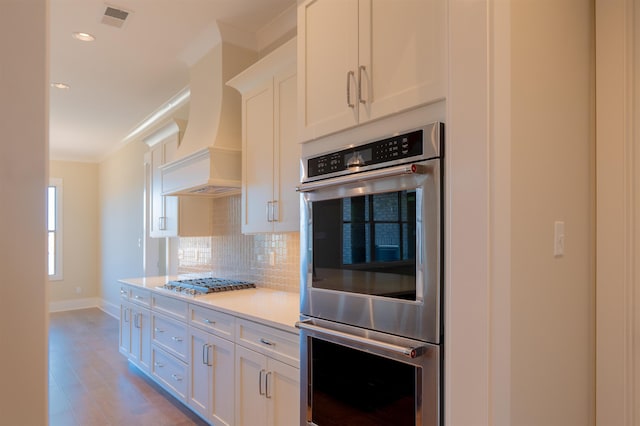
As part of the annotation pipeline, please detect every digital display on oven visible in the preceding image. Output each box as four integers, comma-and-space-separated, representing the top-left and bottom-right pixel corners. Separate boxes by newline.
306, 129, 424, 178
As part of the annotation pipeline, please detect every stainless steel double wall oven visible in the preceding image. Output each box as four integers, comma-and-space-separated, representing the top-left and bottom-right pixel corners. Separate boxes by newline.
297, 122, 444, 426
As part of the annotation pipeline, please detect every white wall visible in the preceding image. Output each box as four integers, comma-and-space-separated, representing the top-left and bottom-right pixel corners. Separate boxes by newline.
450, 1, 595, 424
99, 140, 147, 316
0, 0, 48, 423
509, 0, 594, 424
49, 161, 100, 310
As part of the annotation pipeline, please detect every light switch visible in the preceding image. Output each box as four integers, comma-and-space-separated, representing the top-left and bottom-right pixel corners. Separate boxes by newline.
554, 221, 565, 257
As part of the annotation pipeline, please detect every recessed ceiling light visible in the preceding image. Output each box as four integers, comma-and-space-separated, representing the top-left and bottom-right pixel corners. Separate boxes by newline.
51, 82, 70, 90
72, 32, 96, 42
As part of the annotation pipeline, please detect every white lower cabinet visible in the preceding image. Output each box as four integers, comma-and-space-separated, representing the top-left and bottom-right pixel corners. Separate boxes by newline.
129, 306, 151, 372
234, 320, 300, 426
119, 288, 151, 374
189, 326, 235, 425
151, 344, 189, 402
119, 288, 299, 426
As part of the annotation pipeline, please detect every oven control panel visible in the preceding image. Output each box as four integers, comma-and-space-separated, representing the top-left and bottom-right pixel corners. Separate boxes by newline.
306, 130, 425, 179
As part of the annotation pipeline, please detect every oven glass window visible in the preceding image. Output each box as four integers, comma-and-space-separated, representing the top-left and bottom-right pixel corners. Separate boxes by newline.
312, 190, 417, 300
311, 337, 417, 426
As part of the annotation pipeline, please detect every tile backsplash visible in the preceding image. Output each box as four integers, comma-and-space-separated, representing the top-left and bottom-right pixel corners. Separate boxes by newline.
177, 195, 300, 293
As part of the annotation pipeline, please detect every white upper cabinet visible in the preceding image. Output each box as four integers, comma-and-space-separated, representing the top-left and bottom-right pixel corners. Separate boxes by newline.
145, 120, 214, 238
297, 0, 446, 142
228, 38, 300, 234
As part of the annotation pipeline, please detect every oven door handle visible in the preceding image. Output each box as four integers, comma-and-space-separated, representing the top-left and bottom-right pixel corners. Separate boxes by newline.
296, 163, 428, 193
296, 320, 427, 359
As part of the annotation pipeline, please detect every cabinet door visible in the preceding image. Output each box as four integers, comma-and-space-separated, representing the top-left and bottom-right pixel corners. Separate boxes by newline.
189, 327, 211, 420
273, 70, 300, 233
266, 358, 300, 426
130, 307, 151, 373
235, 345, 268, 426
190, 328, 236, 425
149, 144, 167, 237
162, 136, 179, 236
119, 303, 131, 356
358, 0, 446, 122
210, 334, 235, 426
242, 81, 275, 234
298, 0, 359, 141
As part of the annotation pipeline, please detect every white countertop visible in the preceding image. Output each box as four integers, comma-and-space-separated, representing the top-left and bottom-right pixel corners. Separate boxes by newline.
118, 276, 301, 334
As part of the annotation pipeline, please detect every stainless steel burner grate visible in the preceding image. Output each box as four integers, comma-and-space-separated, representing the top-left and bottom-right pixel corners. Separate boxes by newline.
160, 277, 255, 296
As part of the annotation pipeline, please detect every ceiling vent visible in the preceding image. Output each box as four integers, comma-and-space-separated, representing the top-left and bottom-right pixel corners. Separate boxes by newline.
101, 5, 131, 28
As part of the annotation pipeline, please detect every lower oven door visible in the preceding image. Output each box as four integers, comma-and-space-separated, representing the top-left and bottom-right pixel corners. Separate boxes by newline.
297, 317, 440, 426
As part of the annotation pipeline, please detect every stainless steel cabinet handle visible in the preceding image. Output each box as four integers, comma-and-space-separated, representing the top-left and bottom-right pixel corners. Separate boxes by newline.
259, 338, 274, 346
202, 344, 212, 366
154, 362, 164, 368
158, 216, 167, 230
123, 308, 129, 323
358, 65, 366, 104
134, 313, 141, 329
171, 374, 183, 382
259, 369, 266, 395
120, 289, 127, 296
154, 327, 164, 333
271, 200, 278, 222
265, 371, 273, 399
203, 318, 215, 325
346, 70, 355, 108
134, 295, 143, 300
171, 336, 183, 342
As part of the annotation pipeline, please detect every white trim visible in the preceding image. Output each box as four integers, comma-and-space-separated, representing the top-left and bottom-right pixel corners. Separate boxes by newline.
445, 0, 491, 424
99, 299, 120, 319
595, 0, 637, 423
49, 297, 100, 313
489, 0, 511, 425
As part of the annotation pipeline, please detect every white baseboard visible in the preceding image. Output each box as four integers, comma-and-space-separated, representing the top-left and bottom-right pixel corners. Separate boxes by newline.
49, 297, 100, 313
100, 299, 120, 319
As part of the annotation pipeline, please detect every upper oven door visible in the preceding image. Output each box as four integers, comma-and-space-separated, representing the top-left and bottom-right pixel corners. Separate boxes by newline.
299, 159, 442, 344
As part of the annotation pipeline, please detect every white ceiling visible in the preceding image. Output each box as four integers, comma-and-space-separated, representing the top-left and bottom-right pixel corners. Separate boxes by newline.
49, 0, 294, 162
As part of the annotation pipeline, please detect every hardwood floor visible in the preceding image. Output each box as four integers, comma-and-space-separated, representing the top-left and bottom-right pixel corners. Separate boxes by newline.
49, 308, 208, 426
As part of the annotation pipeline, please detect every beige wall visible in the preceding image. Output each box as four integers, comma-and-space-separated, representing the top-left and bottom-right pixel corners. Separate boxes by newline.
49, 161, 100, 305
0, 0, 48, 423
510, 0, 594, 424
99, 140, 148, 315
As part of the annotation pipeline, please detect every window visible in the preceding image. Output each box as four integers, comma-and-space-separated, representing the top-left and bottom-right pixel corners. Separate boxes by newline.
342, 191, 416, 265
48, 178, 63, 280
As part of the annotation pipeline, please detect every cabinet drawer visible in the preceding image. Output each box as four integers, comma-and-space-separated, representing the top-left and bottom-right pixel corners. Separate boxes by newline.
152, 293, 188, 321
119, 286, 130, 301
235, 319, 299, 368
151, 345, 188, 401
189, 305, 235, 339
129, 287, 151, 307
152, 313, 189, 361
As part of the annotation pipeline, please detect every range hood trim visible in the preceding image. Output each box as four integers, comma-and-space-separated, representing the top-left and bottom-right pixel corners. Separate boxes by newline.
159, 146, 241, 197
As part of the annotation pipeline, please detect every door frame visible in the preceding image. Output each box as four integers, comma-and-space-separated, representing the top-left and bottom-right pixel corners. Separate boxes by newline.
595, 0, 638, 424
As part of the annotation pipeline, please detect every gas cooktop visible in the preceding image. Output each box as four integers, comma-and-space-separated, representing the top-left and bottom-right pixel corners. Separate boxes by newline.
158, 277, 255, 296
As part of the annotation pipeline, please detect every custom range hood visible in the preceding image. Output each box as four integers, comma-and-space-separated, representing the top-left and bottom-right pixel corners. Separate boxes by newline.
160, 29, 257, 197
